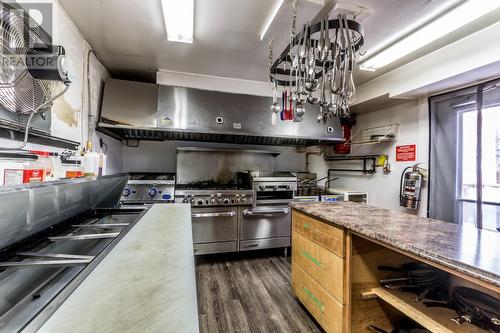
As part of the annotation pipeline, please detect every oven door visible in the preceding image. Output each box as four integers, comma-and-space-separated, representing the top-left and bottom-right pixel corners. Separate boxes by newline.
191, 207, 238, 255
254, 190, 294, 205
239, 205, 291, 251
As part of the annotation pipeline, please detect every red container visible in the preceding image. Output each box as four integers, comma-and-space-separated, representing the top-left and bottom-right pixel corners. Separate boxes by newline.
333, 123, 352, 154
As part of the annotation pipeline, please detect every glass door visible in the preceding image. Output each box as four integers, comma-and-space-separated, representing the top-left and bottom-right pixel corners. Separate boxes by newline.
457, 106, 500, 231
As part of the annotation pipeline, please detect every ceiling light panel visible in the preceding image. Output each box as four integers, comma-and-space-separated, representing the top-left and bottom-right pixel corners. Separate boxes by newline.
359, 0, 500, 71
161, 0, 194, 43
259, 0, 284, 41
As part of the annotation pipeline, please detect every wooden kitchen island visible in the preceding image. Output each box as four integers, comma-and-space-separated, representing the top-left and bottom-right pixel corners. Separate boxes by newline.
289, 201, 500, 333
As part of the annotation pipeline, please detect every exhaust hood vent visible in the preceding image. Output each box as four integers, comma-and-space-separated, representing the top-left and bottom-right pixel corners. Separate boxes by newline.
97, 80, 343, 146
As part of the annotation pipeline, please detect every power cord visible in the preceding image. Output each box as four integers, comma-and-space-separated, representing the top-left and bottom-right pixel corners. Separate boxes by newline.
0, 83, 70, 150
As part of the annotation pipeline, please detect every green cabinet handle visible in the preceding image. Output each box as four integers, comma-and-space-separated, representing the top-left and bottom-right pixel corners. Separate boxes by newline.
303, 286, 325, 313
301, 250, 325, 270
303, 223, 311, 230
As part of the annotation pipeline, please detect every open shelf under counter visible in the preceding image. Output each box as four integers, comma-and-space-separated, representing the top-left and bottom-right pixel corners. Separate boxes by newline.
362, 287, 489, 333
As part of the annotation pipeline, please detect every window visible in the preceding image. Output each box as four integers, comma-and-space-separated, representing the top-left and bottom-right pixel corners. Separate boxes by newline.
429, 80, 500, 232
458, 107, 500, 231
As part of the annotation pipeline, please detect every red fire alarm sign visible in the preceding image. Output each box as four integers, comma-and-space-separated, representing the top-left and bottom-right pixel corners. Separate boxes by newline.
396, 144, 416, 162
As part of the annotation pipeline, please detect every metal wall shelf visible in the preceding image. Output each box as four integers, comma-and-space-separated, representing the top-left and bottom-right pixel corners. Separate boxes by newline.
0, 118, 79, 150
177, 147, 281, 157
345, 124, 399, 145
324, 155, 382, 174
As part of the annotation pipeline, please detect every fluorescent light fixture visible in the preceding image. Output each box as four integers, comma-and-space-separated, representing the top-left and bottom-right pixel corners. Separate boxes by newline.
161, 0, 194, 43
359, 0, 500, 71
259, 0, 284, 41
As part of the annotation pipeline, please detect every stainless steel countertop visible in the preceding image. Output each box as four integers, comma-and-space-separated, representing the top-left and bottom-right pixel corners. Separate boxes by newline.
36, 204, 199, 333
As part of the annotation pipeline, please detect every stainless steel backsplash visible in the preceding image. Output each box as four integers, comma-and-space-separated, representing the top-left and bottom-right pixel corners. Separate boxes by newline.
176, 149, 276, 184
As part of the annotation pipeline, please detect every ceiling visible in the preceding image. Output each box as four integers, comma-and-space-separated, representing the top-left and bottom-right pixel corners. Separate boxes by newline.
59, 0, 468, 84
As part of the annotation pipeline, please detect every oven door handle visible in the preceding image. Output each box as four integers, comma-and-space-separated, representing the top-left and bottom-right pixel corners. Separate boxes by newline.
191, 212, 236, 218
242, 208, 290, 217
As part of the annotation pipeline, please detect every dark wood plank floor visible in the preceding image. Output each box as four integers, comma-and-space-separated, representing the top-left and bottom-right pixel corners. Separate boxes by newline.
195, 249, 324, 333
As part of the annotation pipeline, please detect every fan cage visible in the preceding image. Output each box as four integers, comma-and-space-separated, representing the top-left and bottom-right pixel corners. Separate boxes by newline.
0, 2, 64, 115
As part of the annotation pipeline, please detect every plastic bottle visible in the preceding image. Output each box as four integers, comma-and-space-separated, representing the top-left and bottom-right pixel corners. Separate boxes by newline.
82, 151, 100, 177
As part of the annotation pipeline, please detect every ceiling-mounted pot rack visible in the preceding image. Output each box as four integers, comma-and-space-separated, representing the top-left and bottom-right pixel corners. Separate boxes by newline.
269, 18, 364, 87
267, 13, 365, 123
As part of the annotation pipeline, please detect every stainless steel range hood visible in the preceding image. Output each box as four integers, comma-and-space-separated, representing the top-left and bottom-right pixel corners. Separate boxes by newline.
97, 79, 343, 146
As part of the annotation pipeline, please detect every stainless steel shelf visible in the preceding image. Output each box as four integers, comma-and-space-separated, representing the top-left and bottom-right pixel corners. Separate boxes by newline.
177, 147, 281, 156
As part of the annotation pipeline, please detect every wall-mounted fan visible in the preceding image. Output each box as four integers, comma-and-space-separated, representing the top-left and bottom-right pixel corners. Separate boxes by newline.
0, 2, 74, 149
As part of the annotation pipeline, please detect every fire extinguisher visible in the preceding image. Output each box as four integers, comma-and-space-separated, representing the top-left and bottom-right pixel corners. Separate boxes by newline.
399, 163, 427, 209
333, 115, 356, 154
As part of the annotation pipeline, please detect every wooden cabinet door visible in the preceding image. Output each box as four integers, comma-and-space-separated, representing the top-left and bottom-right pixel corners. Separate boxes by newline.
292, 211, 344, 257
292, 230, 344, 303
292, 263, 343, 333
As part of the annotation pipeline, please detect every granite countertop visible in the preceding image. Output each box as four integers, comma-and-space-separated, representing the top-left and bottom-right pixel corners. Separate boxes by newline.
38, 204, 199, 333
290, 201, 500, 288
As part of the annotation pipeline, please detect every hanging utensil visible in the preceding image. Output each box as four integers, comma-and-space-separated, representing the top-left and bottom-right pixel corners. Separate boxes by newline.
268, 40, 280, 124
287, 90, 294, 120
294, 101, 305, 122
341, 99, 349, 118
307, 32, 315, 73
343, 15, 355, 104
330, 93, 339, 118
271, 80, 280, 125
318, 61, 327, 107
280, 90, 284, 120
305, 41, 319, 94
330, 28, 339, 92
322, 16, 330, 62
293, 67, 304, 122
295, 63, 306, 103
298, 25, 309, 98
317, 60, 328, 122
299, 23, 308, 61
317, 16, 325, 58
289, 1, 298, 105
339, 14, 349, 98
271, 80, 281, 113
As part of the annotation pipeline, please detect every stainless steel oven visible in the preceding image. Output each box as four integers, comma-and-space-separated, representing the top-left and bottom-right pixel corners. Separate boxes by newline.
191, 207, 239, 255
253, 182, 295, 205
175, 183, 253, 255
238, 171, 297, 252
251, 171, 297, 206
239, 205, 291, 251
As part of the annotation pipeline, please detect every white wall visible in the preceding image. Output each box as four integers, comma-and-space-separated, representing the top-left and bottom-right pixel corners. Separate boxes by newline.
0, 0, 121, 175
125, 70, 308, 175
86, 55, 122, 174
356, 18, 500, 103
309, 99, 429, 217
156, 70, 272, 97
122, 141, 306, 174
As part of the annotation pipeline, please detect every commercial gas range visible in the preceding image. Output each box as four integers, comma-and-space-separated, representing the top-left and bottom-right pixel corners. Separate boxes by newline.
175, 172, 296, 255
246, 171, 297, 253
0, 175, 145, 332
175, 182, 253, 207
120, 172, 175, 204
175, 180, 253, 255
